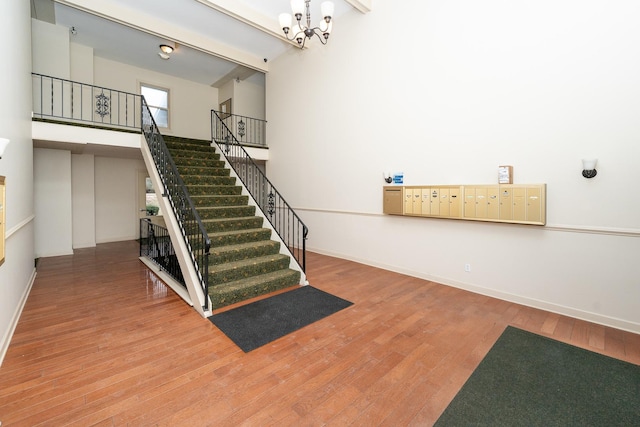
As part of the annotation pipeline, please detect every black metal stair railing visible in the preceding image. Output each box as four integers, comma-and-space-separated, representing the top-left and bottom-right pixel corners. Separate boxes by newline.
139, 218, 186, 286
32, 73, 141, 130
143, 99, 211, 311
212, 110, 267, 147
211, 110, 308, 272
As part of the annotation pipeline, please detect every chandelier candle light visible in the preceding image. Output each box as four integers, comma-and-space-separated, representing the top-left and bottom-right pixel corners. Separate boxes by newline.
279, 0, 334, 48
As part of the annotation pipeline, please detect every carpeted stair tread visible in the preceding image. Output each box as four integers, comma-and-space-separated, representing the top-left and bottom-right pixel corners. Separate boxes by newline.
167, 143, 215, 151
177, 160, 226, 170
208, 253, 291, 284
171, 157, 223, 168
169, 149, 221, 161
202, 217, 265, 234
209, 269, 301, 309
167, 144, 213, 152
166, 143, 213, 152
191, 194, 249, 207
209, 253, 291, 275
190, 228, 272, 252
179, 166, 230, 176
197, 205, 256, 219
182, 175, 235, 186
163, 135, 211, 145
209, 240, 281, 265
164, 140, 211, 147
207, 227, 272, 246
187, 185, 242, 196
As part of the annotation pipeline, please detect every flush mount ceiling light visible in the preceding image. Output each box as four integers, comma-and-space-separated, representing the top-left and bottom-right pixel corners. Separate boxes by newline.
279, 0, 334, 48
158, 43, 175, 60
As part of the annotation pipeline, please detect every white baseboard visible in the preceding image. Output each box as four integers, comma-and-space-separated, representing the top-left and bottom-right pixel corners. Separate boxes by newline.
307, 246, 640, 335
0, 268, 37, 367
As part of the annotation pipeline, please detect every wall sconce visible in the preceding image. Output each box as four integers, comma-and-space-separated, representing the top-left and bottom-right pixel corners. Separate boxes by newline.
383, 172, 392, 184
0, 138, 9, 159
582, 159, 597, 178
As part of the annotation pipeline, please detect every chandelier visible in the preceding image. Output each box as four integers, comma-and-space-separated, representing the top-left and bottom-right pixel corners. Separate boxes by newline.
279, 0, 334, 48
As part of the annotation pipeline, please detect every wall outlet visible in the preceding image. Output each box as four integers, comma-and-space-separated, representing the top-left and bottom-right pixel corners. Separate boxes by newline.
464, 264, 471, 272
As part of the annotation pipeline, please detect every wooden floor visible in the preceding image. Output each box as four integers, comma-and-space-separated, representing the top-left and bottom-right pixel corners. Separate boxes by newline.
1, 241, 639, 426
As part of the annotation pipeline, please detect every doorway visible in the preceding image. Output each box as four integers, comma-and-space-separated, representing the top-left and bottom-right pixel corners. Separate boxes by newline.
219, 98, 232, 119
137, 171, 162, 237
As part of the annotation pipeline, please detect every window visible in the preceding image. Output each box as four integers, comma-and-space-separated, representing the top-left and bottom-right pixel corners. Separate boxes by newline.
141, 84, 169, 128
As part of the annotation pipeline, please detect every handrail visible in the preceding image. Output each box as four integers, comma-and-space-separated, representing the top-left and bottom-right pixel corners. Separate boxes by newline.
139, 218, 186, 287
32, 73, 141, 131
211, 110, 308, 272
143, 99, 211, 311
211, 110, 267, 147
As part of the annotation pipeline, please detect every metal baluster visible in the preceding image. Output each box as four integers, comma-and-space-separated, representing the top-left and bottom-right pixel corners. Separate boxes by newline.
50, 77, 54, 117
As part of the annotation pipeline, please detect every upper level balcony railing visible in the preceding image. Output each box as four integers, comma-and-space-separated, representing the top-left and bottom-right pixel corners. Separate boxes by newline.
212, 111, 266, 147
32, 73, 142, 131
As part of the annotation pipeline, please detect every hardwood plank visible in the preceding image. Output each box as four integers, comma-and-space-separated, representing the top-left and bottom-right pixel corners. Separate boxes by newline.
0, 240, 638, 425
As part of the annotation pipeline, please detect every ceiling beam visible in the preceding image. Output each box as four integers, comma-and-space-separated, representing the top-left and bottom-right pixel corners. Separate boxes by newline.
345, 0, 372, 14
196, 0, 372, 46
31, 0, 57, 23
194, 0, 299, 47
211, 65, 257, 89
55, 0, 270, 73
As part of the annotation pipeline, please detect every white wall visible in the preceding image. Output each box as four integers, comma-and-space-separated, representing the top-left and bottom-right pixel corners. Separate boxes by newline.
34, 148, 73, 257
266, 0, 640, 332
32, 126, 145, 249
0, 0, 36, 366
235, 73, 266, 120
217, 74, 265, 119
95, 156, 146, 243
93, 57, 218, 140
70, 42, 94, 84
71, 153, 96, 249
31, 18, 70, 78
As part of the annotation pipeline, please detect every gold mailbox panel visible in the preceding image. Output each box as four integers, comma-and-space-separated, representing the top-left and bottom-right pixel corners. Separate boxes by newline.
384, 184, 546, 226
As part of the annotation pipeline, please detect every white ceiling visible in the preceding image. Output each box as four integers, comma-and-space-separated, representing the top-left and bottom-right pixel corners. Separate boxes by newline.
40, 0, 360, 87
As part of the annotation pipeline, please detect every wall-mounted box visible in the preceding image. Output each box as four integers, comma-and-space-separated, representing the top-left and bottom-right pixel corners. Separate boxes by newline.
383, 186, 403, 215
498, 165, 513, 184
0, 176, 5, 266
384, 184, 546, 226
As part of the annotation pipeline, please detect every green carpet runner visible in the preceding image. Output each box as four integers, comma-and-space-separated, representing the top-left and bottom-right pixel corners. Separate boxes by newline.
163, 135, 301, 309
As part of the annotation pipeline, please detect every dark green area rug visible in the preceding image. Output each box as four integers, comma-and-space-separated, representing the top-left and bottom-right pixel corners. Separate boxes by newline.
208, 286, 352, 352
435, 326, 640, 426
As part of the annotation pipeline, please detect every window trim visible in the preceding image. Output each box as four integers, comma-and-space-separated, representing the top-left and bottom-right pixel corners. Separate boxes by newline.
140, 82, 170, 129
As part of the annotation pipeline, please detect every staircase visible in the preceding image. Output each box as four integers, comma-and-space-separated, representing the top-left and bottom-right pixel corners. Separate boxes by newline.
162, 135, 301, 309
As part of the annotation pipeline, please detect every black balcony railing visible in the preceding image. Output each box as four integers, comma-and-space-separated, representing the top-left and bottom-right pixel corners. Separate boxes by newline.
143, 99, 211, 311
140, 218, 186, 287
212, 111, 267, 147
32, 73, 142, 130
211, 110, 308, 272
